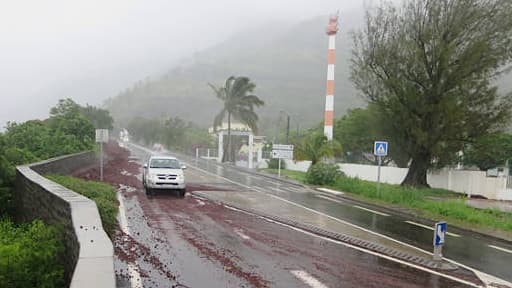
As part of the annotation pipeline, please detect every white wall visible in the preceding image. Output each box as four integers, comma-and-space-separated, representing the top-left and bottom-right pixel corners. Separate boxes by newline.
428, 169, 509, 200
277, 159, 512, 200
338, 163, 408, 184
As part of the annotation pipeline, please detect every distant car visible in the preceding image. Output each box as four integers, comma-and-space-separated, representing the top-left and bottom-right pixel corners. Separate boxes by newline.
143, 156, 187, 197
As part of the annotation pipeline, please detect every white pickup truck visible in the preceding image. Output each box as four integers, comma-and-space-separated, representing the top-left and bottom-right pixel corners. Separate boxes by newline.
142, 155, 187, 197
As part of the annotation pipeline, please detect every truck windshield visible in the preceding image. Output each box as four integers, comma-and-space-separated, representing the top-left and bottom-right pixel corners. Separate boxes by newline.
150, 158, 181, 169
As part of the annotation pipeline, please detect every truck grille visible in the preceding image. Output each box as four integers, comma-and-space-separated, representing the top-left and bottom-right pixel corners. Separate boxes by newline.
157, 174, 177, 180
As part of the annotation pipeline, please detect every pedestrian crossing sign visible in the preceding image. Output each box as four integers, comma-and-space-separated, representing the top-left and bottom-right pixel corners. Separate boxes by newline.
374, 141, 388, 156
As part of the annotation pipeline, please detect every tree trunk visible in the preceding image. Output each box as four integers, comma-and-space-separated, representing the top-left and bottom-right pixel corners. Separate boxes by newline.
401, 154, 430, 187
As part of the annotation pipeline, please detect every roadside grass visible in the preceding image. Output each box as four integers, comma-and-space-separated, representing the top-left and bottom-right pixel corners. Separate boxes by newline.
260, 168, 307, 182
261, 169, 512, 233
332, 176, 512, 233
46, 175, 118, 238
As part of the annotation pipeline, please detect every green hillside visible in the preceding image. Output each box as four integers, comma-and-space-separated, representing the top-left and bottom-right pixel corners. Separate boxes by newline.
105, 15, 365, 134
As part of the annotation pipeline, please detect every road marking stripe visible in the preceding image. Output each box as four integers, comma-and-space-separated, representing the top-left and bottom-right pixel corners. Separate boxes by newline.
286, 186, 307, 193
488, 245, 512, 254
129, 143, 511, 287
316, 194, 345, 204
251, 186, 268, 193
405, 221, 460, 237
234, 229, 251, 240
352, 205, 390, 217
270, 194, 431, 252
117, 193, 143, 288
225, 204, 480, 288
316, 187, 344, 195
290, 270, 329, 288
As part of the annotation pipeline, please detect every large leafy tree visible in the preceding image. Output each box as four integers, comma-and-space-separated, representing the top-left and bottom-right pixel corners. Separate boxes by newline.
334, 105, 410, 167
48, 99, 95, 151
210, 76, 264, 162
351, 0, 512, 187
80, 104, 114, 130
464, 133, 512, 170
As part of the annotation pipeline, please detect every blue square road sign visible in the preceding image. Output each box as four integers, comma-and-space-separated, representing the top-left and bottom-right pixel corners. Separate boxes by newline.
374, 141, 388, 156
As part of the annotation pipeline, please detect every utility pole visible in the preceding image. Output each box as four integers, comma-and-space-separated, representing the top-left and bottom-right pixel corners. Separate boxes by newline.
323, 13, 339, 140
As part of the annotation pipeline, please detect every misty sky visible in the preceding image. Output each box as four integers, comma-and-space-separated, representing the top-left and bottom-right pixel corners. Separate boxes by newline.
0, 0, 367, 128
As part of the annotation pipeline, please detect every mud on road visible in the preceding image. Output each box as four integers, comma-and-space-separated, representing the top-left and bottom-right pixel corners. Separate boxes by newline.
74, 142, 476, 288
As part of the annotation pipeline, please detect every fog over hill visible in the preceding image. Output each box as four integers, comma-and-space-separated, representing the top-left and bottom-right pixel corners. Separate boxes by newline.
107, 8, 512, 135
106, 12, 367, 134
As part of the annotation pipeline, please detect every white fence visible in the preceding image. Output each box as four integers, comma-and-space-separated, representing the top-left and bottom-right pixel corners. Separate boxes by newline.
260, 159, 512, 200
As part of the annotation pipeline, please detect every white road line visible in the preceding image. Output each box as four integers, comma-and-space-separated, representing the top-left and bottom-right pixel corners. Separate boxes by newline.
117, 193, 143, 288
290, 270, 329, 288
234, 229, 251, 240
352, 205, 390, 217
488, 245, 512, 254
128, 143, 511, 287
316, 187, 344, 195
251, 186, 268, 193
316, 194, 345, 204
266, 193, 512, 287
226, 204, 480, 288
404, 221, 460, 237
270, 194, 431, 253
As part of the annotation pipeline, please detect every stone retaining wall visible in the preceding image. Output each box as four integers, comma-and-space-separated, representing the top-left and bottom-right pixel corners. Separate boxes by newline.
15, 151, 115, 288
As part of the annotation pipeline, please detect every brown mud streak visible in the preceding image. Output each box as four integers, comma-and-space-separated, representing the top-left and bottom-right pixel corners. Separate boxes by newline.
73, 142, 183, 285
74, 141, 267, 287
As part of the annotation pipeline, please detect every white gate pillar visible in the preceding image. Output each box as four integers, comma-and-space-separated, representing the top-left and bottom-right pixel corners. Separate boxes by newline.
218, 132, 223, 163
248, 134, 254, 169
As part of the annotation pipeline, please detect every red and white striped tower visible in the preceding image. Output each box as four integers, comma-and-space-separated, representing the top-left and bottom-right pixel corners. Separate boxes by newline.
324, 14, 339, 140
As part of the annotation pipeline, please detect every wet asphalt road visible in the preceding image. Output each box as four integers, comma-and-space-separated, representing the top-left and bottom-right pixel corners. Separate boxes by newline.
111, 143, 482, 288
151, 147, 512, 284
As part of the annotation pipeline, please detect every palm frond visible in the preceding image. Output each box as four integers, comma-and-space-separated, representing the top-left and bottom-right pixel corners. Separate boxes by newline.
211, 76, 264, 136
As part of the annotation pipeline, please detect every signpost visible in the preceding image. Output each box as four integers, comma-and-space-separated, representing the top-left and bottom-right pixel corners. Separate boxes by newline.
433, 221, 447, 261
373, 141, 388, 196
95, 129, 109, 181
272, 144, 294, 177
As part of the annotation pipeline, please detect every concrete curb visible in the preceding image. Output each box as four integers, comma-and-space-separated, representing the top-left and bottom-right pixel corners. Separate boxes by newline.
234, 167, 512, 246
193, 191, 458, 272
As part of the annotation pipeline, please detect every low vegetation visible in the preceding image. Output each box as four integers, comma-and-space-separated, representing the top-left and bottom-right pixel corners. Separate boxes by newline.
305, 163, 343, 185
46, 175, 118, 238
0, 219, 65, 288
334, 176, 512, 232
0, 98, 113, 286
269, 169, 512, 233
266, 158, 286, 170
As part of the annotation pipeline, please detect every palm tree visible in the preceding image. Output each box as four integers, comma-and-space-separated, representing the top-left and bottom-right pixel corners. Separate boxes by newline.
209, 76, 264, 162
295, 132, 342, 165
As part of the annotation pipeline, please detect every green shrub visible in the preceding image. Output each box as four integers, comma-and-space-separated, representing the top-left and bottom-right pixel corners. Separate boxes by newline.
46, 175, 118, 238
306, 163, 343, 185
0, 187, 13, 217
0, 219, 65, 288
267, 158, 286, 170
